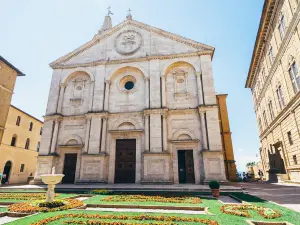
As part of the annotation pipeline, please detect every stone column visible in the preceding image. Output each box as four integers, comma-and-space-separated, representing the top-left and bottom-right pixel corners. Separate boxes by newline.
144, 114, 149, 151
144, 77, 150, 108
104, 80, 110, 111
101, 117, 107, 152
84, 117, 91, 153
89, 81, 95, 111
162, 114, 168, 151
196, 72, 203, 105
50, 118, 61, 154
199, 110, 208, 150
161, 75, 167, 108
57, 84, 66, 113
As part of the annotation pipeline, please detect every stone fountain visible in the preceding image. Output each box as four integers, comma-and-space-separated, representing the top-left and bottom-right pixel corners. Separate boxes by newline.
40, 168, 64, 202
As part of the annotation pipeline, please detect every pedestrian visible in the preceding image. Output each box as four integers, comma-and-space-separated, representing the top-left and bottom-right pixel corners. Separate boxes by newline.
258, 169, 264, 183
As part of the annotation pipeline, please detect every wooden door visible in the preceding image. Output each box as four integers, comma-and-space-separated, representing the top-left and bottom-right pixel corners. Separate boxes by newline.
62, 153, 77, 184
185, 150, 195, 183
115, 139, 136, 183
178, 150, 195, 183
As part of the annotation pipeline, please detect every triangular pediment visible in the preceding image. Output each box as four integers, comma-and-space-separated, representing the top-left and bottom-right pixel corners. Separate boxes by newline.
50, 19, 214, 68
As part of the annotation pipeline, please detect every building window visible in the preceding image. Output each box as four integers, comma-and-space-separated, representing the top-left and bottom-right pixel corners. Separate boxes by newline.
287, 131, 293, 145
37, 142, 40, 152
29, 122, 33, 131
289, 62, 300, 93
10, 135, 17, 147
278, 15, 286, 39
293, 155, 298, 165
25, 138, 30, 150
16, 116, 21, 126
276, 85, 285, 110
263, 110, 268, 127
258, 118, 262, 132
268, 100, 275, 120
20, 164, 25, 172
40, 127, 43, 135
268, 47, 274, 64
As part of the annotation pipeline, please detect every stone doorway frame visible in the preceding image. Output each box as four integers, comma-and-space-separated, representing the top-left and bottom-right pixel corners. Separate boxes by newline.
56, 146, 82, 183
108, 129, 143, 184
169, 140, 201, 184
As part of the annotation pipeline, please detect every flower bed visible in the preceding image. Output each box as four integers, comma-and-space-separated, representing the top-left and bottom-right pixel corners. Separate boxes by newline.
30, 213, 219, 225
103, 195, 202, 204
221, 204, 281, 219
0, 193, 59, 201
8, 199, 84, 213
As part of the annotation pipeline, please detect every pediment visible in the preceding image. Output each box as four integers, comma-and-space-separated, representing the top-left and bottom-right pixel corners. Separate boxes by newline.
50, 19, 214, 68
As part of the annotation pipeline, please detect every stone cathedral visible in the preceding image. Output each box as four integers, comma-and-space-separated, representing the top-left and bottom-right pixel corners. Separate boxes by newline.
33, 13, 236, 184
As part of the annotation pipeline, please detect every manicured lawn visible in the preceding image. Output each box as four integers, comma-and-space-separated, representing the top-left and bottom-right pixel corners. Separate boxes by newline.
4, 193, 300, 225
0, 193, 77, 203
0, 207, 7, 212
84, 194, 203, 206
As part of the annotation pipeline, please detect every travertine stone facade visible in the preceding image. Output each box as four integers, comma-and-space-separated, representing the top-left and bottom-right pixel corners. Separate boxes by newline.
246, 0, 300, 182
33, 15, 228, 184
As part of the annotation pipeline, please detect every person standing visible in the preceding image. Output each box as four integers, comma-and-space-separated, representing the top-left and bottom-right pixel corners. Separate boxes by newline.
258, 169, 264, 183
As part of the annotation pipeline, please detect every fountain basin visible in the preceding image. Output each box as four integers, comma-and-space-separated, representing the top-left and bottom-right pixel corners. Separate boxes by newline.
40, 174, 64, 185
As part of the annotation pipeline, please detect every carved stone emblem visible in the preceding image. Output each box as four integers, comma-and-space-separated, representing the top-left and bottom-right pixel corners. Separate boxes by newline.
115, 30, 142, 55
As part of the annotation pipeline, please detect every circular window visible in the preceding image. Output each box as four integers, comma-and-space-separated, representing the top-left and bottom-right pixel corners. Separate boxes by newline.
119, 75, 136, 92
125, 81, 134, 90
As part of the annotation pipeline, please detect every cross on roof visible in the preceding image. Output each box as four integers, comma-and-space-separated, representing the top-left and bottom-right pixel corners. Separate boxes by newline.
107, 6, 113, 16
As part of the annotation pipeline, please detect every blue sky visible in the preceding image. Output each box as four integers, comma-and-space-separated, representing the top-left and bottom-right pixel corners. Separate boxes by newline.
1, 0, 263, 172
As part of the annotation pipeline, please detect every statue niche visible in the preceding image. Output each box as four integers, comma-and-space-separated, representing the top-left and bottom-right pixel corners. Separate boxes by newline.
63, 72, 91, 115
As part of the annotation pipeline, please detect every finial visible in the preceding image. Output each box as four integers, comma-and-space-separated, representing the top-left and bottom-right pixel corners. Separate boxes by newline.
126, 8, 132, 20
107, 6, 113, 16
98, 7, 113, 34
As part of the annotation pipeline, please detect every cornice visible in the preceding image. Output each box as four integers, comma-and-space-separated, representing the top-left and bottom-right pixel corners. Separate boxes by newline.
44, 105, 221, 121
246, 0, 277, 88
51, 51, 211, 70
86, 112, 108, 118
144, 108, 168, 115
252, 3, 300, 106
108, 129, 144, 134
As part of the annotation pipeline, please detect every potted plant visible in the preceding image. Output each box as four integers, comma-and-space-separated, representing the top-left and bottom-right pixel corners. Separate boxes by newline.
209, 180, 220, 197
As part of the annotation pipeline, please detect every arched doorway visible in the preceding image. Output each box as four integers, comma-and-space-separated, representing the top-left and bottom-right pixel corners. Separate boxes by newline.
1, 161, 12, 184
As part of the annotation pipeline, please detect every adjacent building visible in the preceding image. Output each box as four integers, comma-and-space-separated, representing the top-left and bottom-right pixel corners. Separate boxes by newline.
0, 106, 43, 184
246, 0, 300, 182
0, 55, 25, 143
33, 13, 236, 184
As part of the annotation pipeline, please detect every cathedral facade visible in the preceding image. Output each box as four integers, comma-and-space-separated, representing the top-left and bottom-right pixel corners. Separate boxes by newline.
33, 14, 231, 184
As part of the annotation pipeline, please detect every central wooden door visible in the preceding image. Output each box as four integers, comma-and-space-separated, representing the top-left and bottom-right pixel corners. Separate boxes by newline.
178, 150, 195, 183
115, 139, 136, 183
62, 153, 77, 184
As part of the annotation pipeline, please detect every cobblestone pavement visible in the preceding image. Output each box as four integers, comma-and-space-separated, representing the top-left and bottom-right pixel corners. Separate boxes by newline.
231, 182, 300, 212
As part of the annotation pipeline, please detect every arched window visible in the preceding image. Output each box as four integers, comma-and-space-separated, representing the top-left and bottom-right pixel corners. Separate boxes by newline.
11, 135, 17, 147
36, 142, 40, 152
29, 122, 33, 131
40, 127, 43, 135
16, 116, 21, 126
25, 138, 30, 150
